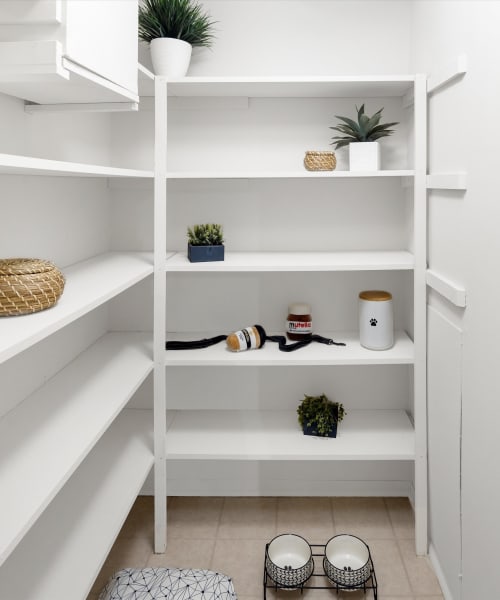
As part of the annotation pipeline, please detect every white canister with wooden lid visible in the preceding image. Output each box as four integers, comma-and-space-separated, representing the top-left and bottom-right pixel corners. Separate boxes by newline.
359, 290, 394, 350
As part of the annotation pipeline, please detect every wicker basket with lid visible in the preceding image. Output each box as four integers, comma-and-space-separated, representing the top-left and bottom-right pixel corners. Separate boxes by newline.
0, 258, 65, 316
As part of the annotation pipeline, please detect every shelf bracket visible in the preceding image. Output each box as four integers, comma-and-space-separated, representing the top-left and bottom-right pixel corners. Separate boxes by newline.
426, 173, 467, 190
426, 269, 467, 308
428, 54, 467, 95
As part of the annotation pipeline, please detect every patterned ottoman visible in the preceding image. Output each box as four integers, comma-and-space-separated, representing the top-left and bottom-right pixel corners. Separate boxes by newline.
98, 568, 237, 600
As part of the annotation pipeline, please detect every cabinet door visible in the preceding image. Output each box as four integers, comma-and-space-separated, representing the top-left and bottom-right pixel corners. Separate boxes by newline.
64, 0, 138, 94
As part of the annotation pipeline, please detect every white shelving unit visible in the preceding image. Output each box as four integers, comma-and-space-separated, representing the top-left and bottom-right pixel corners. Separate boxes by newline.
154, 75, 428, 554
0, 64, 156, 597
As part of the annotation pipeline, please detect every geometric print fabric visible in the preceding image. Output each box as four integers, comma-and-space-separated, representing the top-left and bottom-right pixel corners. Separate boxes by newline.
98, 568, 237, 600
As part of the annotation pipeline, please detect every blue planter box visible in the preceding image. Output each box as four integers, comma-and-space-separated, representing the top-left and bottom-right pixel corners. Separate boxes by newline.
187, 244, 225, 263
302, 422, 338, 438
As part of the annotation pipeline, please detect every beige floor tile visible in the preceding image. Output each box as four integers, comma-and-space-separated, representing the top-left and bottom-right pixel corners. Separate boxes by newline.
415, 596, 443, 600
398, 539, 443, 596
385, 497, 415, 540
366, 539, 412, 597
117, 495, 155, 541
219, 497, 278, 540
277, 497, 334, 542
88, 536, 153, 598
146, 538, 215, 570
331, 497, 394, 539
167, 496, 224, 539
211, 538, 266, 596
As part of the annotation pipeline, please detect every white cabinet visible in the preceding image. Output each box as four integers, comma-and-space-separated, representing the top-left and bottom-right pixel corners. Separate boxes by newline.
0, 67, 156, 599
0, 0, 139, 104
153, 76, 428, 553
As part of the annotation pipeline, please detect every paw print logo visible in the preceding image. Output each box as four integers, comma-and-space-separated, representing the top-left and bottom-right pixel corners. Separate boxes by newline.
370, 318, 378, 327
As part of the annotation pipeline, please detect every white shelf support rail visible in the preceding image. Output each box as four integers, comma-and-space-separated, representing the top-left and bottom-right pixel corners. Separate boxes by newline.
153, 76, 167, 554
426, 269, 467, 308
426, 173, 467, 190
428, 54, 467, 95
25, 102, 139, 114
413, 73, 429, 556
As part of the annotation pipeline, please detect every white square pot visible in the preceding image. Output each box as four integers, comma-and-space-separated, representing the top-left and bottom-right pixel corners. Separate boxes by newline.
349, 142, 380, 171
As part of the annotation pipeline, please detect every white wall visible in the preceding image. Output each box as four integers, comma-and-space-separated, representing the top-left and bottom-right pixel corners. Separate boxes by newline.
140, 0, 412, 76
411, 1, 500, 598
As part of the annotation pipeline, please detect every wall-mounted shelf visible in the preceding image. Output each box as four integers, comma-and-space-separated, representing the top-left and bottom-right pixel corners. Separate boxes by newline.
164, 75, 415, 98
0, 333, 152, 566
165, 331, 414, 366
166, 409, 414, 461
165, 251, 414, 272
0, 409, 153, 600
0, 252, 153, 364
166, 169, 415, 180
0, 153, 153, 178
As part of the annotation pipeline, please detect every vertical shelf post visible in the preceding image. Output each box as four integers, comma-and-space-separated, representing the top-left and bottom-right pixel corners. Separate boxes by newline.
153, 76, 167, 553
413, 73, 428, 555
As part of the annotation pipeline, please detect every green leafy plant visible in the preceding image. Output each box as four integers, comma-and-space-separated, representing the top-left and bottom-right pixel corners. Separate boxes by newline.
297, 393, 345, 437
138, 0, 216, 47
187, 223, 224, 246
330, 104, 399, 150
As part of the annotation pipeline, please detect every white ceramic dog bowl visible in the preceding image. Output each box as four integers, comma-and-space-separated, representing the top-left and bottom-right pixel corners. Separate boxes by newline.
323, 534, 371, 587
265, 533, 314, 588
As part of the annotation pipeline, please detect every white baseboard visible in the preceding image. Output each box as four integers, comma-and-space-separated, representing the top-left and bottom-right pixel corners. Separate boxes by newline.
429, 542, 457, 600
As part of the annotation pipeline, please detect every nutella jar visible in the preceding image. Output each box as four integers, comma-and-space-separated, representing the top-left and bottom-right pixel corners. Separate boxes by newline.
286, 303, 312, 341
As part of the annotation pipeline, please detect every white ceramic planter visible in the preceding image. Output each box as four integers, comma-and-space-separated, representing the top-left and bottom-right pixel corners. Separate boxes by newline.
150, 38, 192, 77
349, 141, 380, 171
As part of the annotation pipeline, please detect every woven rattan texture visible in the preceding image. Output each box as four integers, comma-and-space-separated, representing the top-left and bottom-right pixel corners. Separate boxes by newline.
304, 151, 336, 171
0, 258, 65, 316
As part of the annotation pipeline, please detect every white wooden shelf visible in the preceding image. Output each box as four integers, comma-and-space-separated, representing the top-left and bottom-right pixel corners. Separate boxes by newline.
162, 75, 415, 98
165, 331, 413, 366
0, 252, 153, 364
0, 332, 152, 566
0, 41, 139, 105
166, 169, 414, 180
0, 153, 153, 178
165, 251, 414, 272
166, 409, 414, 461
0, 409, 153, 600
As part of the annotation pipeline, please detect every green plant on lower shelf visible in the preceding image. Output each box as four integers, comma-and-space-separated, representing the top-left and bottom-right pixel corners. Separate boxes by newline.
187, 223, 224, 246
297, 393, 345, 437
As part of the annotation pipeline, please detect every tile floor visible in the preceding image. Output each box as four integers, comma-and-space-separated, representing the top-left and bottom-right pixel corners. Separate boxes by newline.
87, 496, 443, 600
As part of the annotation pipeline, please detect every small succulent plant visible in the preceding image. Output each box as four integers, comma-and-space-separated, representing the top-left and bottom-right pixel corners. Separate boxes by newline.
297, 393, 345, 437
187, 223, 224, 246
330, 104, 399, 150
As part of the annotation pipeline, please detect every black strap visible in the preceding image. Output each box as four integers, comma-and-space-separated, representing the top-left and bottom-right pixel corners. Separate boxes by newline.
266, 334, 346, 352
166, 335, 227, 350
166, 328, 345, 351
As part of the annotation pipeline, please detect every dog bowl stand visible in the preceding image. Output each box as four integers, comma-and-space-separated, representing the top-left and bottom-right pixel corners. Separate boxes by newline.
263, 543, 378, 599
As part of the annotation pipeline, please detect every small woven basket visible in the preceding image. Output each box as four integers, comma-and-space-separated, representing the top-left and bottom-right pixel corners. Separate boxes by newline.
0, 258, 65, 317
304, 151, 336, 171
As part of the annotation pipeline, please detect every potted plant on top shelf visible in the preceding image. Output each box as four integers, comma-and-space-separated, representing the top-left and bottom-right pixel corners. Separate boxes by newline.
330, 104, 399, 172
138, 0, 216, 77
187, 223, 224, 262
297, 393, 345, 438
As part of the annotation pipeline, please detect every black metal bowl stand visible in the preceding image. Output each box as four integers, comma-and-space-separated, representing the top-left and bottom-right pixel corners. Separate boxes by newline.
263, 543, 378, 599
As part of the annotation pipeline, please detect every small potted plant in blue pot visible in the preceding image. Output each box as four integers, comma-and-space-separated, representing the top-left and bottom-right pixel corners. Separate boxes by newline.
297, 393, 345, 438
187, 223, 224, 262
